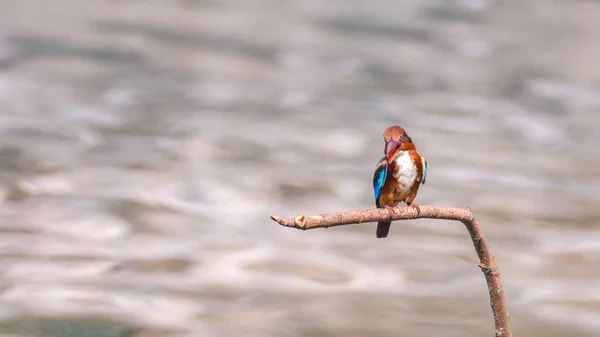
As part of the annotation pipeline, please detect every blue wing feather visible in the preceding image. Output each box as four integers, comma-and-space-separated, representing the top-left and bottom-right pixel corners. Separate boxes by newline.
422, 158, 427, 184
373, 157, 388, 206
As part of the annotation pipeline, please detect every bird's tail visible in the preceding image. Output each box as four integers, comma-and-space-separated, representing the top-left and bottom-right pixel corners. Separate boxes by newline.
376, 221, 391, 238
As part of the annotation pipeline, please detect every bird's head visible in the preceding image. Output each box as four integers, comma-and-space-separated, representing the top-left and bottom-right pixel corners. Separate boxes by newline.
383, 125, 414, 162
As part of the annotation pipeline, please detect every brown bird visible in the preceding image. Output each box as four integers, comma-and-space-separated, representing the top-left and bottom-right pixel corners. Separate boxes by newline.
373, 126, 427, 238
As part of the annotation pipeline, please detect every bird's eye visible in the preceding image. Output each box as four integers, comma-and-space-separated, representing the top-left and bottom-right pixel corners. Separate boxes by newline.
399, 135, 405, 142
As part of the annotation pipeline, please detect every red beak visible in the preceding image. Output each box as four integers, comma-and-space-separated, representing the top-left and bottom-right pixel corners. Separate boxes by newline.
385, 140, 399, 161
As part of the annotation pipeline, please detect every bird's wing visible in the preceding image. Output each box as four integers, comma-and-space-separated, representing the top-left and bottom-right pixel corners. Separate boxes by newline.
421, 156, 427, 185
373, 157, 388, 206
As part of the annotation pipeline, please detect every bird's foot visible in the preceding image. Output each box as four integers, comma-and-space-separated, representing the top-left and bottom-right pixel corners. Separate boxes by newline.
384, 205, 395, 220
408, 203, 421, 216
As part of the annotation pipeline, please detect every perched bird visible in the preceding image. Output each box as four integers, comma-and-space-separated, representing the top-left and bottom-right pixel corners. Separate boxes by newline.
373, 125, 427, 238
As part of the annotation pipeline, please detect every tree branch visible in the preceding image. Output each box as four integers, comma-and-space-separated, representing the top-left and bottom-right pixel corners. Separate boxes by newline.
269, 205, 511, 337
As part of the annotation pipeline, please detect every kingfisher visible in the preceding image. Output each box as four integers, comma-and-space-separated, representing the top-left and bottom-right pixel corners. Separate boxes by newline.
373, 125, 427, 238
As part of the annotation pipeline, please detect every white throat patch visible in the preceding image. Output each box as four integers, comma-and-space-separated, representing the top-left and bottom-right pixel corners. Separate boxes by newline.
392, 151, 417, 193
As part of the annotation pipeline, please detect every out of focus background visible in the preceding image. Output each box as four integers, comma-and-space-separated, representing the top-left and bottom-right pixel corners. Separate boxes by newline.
0, 1, 599, 336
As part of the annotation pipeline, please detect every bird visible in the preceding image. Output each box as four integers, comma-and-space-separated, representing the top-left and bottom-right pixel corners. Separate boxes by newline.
373, 125, 427, 238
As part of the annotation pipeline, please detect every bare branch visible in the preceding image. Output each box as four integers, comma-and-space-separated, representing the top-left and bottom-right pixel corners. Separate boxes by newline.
270, 205, 511, 337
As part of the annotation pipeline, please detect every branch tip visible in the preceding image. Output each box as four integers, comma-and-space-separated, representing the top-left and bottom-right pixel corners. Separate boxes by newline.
269, 214, 288, 227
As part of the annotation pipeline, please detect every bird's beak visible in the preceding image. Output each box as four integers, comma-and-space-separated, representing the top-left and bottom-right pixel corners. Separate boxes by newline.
385, 140, 400, 161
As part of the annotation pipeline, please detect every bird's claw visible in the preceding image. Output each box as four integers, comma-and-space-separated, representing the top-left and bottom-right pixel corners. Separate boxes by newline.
384, 205, 395, 220
408, 203, 421, 216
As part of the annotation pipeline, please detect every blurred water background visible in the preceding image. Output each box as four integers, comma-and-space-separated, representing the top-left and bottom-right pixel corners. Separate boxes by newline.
0, 1, 599, 336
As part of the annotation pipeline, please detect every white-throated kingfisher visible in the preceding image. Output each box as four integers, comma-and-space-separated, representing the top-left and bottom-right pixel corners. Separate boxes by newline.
373, 125, 427, 238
